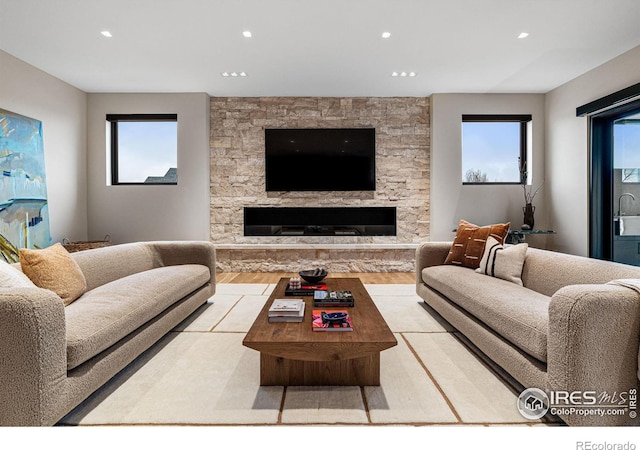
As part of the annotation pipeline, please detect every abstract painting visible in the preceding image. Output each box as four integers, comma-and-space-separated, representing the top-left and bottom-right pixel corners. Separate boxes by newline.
0, 108, 51, 262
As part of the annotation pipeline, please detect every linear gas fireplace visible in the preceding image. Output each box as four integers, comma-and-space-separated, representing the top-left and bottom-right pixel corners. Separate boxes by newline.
244, 207, 396, 236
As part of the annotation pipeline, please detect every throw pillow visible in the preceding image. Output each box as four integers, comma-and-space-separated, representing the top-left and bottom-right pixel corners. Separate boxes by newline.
444, 219, 511, 269
475, 236, 528, 286
19, 243, 87, 306
0, 260, 36, 288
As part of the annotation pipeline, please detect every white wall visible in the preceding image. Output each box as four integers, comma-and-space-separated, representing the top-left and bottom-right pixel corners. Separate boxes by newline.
0, 49, 88, 243
545, 45, 640, 256
87, 93, 210, 244
430, 93, 546, 242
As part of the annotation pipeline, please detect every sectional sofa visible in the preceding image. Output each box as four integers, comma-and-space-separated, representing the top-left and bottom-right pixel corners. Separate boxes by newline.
416, 241, 640, 426
0, 241, 216, 426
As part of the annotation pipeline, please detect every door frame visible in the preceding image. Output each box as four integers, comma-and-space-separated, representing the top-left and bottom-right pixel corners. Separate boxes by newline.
588, 100, 640, 260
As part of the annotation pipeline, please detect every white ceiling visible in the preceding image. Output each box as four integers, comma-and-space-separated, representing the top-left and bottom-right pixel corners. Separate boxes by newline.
1, 0, 640, 97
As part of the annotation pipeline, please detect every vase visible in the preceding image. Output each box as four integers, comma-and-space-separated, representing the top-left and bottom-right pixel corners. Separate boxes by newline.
523, 203, 535, 229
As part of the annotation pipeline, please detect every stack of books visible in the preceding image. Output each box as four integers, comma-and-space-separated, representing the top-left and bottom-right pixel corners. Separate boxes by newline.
268, 299, 305, 323
313, 290, 354, 307
285, 282, 327, 296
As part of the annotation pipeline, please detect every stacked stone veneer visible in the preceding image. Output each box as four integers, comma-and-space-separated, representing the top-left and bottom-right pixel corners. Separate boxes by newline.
210, 97, 430, 271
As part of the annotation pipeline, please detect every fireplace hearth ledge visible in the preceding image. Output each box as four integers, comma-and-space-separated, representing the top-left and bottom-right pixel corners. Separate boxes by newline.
214, 243, 418, 272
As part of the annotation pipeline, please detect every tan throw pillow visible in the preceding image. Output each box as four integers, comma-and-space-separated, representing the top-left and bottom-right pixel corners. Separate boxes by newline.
19, 243, 87, 306
444, 219, 510, 269
0, 260, 36, 288
475, 236, 528, 286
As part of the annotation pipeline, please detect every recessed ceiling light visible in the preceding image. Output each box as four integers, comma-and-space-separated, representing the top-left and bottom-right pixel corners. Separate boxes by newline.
518, 32, 529, 39
382, 32, 391, 39
243, 30, 252, 38
221, 71, 248, 77
392, 71, 417, 77
101, 30, 113, 38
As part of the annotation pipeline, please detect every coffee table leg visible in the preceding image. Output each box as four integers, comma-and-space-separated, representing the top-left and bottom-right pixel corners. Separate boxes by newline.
260, 353, 380, 386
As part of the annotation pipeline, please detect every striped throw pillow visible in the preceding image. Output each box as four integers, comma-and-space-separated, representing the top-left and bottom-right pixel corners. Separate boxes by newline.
475, 236, 528, 285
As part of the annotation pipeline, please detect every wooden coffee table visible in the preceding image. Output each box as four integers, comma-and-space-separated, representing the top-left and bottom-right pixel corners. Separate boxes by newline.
243, 277, 397, 386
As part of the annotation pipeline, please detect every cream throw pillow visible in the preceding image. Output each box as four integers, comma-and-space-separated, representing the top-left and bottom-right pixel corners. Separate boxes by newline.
19, 243, 87, 305
475, 236, 528, 286
0, 260, 36, 288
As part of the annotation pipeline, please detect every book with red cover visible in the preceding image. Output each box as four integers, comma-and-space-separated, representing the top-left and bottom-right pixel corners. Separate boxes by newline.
285, 282, 328, 296
311, 310, 353, 331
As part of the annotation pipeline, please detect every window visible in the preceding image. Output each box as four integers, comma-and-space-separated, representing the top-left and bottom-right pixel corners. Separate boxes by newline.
461, 114, 531, 184
107, 114, 178, 185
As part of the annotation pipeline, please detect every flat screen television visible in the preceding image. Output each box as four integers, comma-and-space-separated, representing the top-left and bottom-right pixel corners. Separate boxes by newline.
265, 128, 376, 191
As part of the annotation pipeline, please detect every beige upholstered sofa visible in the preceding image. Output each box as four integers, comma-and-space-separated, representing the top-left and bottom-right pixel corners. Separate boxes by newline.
0, 241, 216, 426
416, 242, 640, 426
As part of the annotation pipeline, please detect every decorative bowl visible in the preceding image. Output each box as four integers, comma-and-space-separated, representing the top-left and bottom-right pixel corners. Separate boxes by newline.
299, 268, 328, 284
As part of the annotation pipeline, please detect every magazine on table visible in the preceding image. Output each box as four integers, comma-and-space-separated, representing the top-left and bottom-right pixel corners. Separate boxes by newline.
311, 309, 353, 331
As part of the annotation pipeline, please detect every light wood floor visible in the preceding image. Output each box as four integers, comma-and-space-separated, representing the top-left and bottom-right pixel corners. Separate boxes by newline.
216, 272, 416, 284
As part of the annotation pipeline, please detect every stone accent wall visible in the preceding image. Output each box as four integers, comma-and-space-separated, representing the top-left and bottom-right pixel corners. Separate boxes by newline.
210, 97, 430, 271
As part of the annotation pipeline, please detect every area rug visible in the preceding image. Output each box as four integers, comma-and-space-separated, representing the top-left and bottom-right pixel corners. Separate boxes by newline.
59, 283, 548, 426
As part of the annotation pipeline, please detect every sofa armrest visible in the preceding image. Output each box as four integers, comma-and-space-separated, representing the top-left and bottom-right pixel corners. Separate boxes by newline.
0, 288, 67, 426
415, 242, 452, 286
147, 241, 216, 286
548, 284, 640, 425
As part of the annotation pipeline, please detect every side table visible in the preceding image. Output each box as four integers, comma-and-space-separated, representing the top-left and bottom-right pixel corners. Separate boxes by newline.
507, 229, 555, 244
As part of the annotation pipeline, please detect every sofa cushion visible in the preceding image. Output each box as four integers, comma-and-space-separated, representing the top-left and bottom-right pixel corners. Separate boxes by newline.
422, 265, 550, 362
444, 219, 510, 269
0, 260, 35, 288
65, 264, 210, 369
70, 242, 157, 292
521, 247, 640, 297
475, 237, 528, 286
19, 243, 87, 306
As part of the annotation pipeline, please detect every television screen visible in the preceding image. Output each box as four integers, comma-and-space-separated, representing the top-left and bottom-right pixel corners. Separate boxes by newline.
265, 128, 376, 191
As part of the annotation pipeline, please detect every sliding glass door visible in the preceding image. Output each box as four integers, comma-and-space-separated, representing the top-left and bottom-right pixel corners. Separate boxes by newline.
612, 111, 640, 265
590, 101, 640, 264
